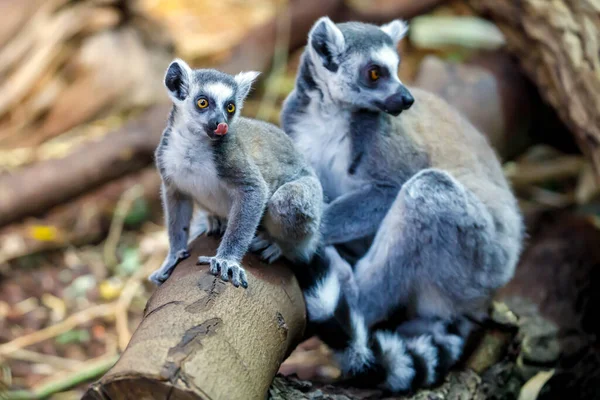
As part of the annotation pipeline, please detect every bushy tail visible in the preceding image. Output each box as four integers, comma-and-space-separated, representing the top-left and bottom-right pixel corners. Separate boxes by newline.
293, 251, 470, 393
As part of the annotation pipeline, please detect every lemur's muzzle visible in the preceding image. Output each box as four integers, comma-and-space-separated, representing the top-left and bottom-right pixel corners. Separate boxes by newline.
377, 85, 415, 116
206, 117, 228, 139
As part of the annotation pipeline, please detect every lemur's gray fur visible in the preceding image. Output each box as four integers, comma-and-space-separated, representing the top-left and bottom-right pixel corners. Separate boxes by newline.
149, 59, 323, 288
282, 17, 524, 392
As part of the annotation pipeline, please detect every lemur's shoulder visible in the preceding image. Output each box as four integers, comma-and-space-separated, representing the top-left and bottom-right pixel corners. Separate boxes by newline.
234, 116, 301, 156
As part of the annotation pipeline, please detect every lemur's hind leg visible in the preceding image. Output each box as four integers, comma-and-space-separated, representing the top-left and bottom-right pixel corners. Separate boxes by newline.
310, 169, 513, 392
189, 210, 227, 243
251, 175, 323, 263
354, 168, 510, 326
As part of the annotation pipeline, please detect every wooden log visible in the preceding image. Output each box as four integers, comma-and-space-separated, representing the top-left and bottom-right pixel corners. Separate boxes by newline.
469, 0, 600, 179
0, 104, 169, 227
82, 236, 306, 400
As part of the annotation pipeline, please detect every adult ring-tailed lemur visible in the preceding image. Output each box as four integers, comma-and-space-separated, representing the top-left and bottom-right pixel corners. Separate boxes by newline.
282, 17, 523, 393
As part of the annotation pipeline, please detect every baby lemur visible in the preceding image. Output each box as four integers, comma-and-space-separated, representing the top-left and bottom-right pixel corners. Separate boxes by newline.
148, 59, 322, 288
282, 18, 524, 392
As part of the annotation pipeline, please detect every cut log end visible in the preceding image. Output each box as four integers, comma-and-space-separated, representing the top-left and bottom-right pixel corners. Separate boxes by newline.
84, 375, 202, 400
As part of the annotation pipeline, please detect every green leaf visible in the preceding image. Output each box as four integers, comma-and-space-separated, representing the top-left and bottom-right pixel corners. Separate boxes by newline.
116, 247, 140, 276
123, 198, 150, 227
56, 329, 90, 345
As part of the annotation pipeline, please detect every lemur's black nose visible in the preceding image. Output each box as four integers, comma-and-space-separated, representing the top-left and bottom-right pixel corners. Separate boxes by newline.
208, 117, 222, 131
400, 87, 414, 109
380, 86, 415, 116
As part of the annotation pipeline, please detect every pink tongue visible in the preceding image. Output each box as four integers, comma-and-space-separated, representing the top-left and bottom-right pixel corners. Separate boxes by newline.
215, 122, 228, 135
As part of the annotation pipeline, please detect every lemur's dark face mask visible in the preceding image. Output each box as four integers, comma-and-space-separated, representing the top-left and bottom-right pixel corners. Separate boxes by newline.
195, 96, 230, 140
356, 61, 415, 116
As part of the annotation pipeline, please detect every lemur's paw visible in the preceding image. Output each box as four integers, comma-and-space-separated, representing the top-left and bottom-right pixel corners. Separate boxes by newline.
197, 256, 248, 288
250, 233, 282, 263
206, 215, 227, 237
148, 249, 190, 285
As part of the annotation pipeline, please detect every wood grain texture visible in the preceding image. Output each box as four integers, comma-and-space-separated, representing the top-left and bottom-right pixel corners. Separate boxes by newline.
470, 0, 600, 177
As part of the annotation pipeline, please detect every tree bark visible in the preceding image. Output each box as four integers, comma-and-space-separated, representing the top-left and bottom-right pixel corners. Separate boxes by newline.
469, 0, 600, 178
82, 235, 306, 400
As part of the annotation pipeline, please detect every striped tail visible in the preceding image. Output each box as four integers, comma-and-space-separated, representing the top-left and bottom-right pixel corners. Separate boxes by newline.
293, 250, 470, 393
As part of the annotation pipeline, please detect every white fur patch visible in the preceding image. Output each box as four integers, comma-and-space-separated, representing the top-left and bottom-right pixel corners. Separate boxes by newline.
309, 17, 346, 58
291, 100, 364, 199
434, 331, 464, 363
371, 47, 401, 83
380, 20, 409, 45
375, 332, 415, 392
204, 82, 235, 108
305, 270, 341, 322
406, 335, 438, 386
162, 129, 232, 217
234, 71, 260, 99
336, 312, 374, 373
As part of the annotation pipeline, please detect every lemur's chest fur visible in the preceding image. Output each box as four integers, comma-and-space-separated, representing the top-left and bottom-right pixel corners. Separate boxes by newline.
161, 131, 232, 217
291, 102, 365, 200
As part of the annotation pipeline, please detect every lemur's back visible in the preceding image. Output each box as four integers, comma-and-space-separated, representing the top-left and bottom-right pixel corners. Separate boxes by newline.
395, 87, 522, 257
396, 88, 508, 194
232, 117, 314, 189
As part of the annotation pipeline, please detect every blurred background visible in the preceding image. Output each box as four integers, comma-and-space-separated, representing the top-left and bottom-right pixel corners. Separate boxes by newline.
0, 0, 599, 399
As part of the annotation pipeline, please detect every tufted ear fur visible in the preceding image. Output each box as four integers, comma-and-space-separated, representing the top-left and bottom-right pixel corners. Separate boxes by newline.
380, 20, 409, 46
308, 16, 346, 72
164, 58, 193, 102
234, 71, 261, 102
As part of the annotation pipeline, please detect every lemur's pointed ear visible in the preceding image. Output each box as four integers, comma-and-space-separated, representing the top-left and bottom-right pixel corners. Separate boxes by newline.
164, 59, 192, 102
308, 16, 345, 72
380, 20, 409, 46
234, 71, 260, 101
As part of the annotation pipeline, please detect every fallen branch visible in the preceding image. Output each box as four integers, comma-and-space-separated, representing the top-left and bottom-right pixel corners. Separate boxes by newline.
83, 236, 306, 400
0, 168, 161, 265
5, 354, 119, 400
0, 105, 168, 227
1, 348, 84, 371
0, 303, 116, 357
504, 155, 585, 189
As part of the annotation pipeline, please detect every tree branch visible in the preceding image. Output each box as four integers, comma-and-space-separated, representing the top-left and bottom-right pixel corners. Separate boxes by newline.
82, 236, 306, 400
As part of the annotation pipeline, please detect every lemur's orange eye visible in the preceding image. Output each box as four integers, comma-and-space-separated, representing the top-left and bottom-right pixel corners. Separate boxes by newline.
369, 68, 381, 81
227, 103, 235, 113
197, 98, 209, 109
